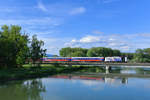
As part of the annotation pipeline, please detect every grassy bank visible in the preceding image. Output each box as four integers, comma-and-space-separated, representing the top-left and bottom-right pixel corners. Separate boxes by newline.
0, 65, 84, 82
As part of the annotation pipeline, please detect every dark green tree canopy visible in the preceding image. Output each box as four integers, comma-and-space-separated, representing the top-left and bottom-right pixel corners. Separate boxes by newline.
60, 47, 121, 57
59, 47, 88, 57
133, 49, 150, 63
0, 25, 47, 68
87, 47, 114, 57
30, 35, 46, 65
0, 25, 29, 68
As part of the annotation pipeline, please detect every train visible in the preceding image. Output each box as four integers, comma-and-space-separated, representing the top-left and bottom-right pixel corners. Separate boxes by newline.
41, 57, 127, 63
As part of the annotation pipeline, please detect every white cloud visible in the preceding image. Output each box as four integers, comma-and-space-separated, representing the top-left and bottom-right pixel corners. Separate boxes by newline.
38, 36, 74, 55
71, 39, 78, 43
37, 1, 48, 12
64, 34, 135, 52
36, 1, 86, 16
80, 35, 100, 43
0, 17, 61, 28
37, 37, 62, 54
28, 32, 150, 55
138, 33, 150, 37
69, 7, 86, 15
108, 38, 116, 41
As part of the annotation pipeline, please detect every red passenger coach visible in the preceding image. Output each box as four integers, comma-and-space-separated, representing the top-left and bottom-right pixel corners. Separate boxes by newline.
42, 57, 71, 62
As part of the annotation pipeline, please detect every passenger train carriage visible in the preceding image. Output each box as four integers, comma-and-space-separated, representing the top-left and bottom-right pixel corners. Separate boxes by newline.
105, 57, 122, 62
41, 57, 125, 62
41, 57, 71, 62
71, 57, 104, 62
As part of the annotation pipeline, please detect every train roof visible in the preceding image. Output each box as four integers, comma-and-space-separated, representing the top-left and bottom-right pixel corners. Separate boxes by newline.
44, 57, 104, 58
44, 56, 120, 58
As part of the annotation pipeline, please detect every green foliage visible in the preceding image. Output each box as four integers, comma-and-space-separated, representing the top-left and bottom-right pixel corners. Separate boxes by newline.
0, 25, 29, 68
133, 49, 150, 63
59, 47, 71, 57
59, 47, 88, 57
30, 35, 46, 66
143, 48, 150, 55
121, 53, 134, 60
87, 47, 116, 57
113, 49, 121, 56
0, 65, 85, 81
0, 25, 47, 68
60, 47, 122, 57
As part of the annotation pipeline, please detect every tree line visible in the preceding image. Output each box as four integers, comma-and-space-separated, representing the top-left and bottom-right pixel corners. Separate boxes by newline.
59, 47, 150, 63
133, 48, 150, 63
59, 47, 133, 58
0, 25, 46, 68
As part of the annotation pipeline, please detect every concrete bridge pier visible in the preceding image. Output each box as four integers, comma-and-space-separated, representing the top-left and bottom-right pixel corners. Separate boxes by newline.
105, 65, 111, 74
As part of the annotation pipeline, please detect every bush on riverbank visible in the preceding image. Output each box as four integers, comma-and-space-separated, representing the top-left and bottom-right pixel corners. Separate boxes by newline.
0, 65, 87, 82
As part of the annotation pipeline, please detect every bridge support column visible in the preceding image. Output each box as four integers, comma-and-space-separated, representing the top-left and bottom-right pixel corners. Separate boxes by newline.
105, 65, 111, 74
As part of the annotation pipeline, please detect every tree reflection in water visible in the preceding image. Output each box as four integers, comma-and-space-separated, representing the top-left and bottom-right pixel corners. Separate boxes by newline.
0, 79, 46, 100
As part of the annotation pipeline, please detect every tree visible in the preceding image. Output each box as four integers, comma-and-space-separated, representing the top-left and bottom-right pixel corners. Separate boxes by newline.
121, 53, 134, 60
133, 49, 150, 63
0, 25, 29, 68
87, 47, 102, 57
143, 48, 150, 55
30, 35, 46, 67
113, 49, 121, 56
59, 47, 88, 57
87, 47, 114, 57
59, 47, 72, 57
71, 48, 88, 57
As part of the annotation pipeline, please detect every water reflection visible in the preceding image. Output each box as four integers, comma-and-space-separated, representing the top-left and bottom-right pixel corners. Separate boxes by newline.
78, 66, 150, 75
0, 79, 45, 100
1, 67, 150, 100
50, 74, 128, 85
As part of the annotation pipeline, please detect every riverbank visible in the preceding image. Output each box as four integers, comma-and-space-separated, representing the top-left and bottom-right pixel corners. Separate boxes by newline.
0, 65, 85, 82
1, 63, 150, 82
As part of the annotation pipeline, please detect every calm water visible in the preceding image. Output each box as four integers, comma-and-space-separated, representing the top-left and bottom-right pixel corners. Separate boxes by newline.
1, 66, 150, 100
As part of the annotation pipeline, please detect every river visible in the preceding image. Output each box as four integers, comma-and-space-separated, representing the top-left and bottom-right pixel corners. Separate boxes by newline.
0, 66, 150, 100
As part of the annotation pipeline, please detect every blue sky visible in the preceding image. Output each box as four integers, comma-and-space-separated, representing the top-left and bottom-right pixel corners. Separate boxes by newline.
0, 0, 150, 54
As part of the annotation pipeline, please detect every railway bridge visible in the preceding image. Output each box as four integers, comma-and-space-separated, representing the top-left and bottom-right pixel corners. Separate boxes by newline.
46, 62, 150, 67
43, 62, 150, 74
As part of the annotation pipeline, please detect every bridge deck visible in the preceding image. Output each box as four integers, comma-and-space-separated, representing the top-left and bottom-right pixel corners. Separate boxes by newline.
42, 62, 150, 66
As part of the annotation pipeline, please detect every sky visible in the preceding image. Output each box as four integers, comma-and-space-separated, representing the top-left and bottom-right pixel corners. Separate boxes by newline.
0, 0, 150, 55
